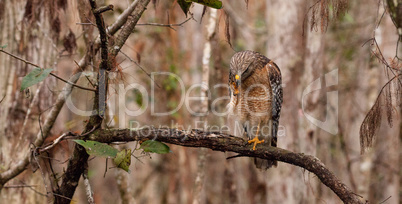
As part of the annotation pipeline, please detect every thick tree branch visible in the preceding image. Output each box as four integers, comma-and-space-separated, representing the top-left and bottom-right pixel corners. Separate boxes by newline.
55, 1, 112, 202
107, 0, 139, 35
88, 0, 111, 116
93, 4, 114, 14
88, 128, 365, 204
111, 0, 151, 56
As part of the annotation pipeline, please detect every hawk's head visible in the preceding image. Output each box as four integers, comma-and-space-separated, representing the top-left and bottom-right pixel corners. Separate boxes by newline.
229, 50, 259, 96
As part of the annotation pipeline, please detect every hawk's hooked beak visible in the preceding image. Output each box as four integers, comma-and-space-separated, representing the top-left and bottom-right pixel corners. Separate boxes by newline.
230, 74, 241, 107
233, 74, 240, 96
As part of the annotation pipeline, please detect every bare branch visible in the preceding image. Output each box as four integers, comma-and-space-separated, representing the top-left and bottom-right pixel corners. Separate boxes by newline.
136, 16, 193, 30
379, 195, 392, 204
3, 184, 39, 188
50, 73, 96, 92
363, 38, 401, 73
33, 146, 52, 201
120, 51, 161, 88
93, 4, 114, 14
76, 22, 97, 26
0, 94, 5, 103
8, 181, 48, 197
38, 132, 77, 153
17, 81, 45, 148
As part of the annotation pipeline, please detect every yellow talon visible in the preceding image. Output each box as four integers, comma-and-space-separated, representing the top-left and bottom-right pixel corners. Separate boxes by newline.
248, 137, 264, 150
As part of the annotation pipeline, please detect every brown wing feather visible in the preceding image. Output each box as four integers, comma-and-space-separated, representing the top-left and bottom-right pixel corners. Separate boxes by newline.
266, 60, 283, 142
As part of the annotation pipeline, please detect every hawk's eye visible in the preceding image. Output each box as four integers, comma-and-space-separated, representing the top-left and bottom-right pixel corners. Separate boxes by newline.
243, 67, 249, 75
242, 63, 253, 77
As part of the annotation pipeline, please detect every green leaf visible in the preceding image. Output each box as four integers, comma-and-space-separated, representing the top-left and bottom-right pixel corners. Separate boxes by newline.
20, 68, 53, 91
177, 0, 192, 17
187, 0, 222, 9
0, 44, 7, 49
140, 140, 171, 154
113, 149, 131, 173
74, 140, 118, 158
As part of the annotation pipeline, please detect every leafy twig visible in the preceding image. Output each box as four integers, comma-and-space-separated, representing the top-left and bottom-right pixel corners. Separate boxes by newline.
0, 49, 96, 92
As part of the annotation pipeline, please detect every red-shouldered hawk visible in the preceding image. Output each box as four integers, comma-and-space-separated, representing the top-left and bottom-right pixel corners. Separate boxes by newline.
227, 50, 283, 170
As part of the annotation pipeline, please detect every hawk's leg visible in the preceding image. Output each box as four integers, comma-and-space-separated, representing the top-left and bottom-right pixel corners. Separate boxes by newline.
248, 122, 264, 150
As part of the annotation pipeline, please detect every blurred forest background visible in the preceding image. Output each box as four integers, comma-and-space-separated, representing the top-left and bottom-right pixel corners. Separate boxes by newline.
0, 0, 401, 203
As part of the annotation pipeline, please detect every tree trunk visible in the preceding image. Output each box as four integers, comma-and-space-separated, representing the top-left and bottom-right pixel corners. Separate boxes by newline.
0, 0, 59, 202
265, 0, 311, 203
368, 4, 401, 203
